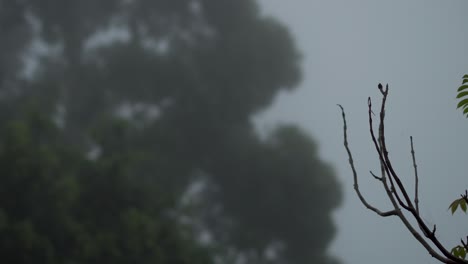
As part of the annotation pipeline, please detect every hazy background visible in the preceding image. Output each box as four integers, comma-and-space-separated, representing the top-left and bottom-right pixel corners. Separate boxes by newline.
256, 0, 468, 263
0, 1, 342, 264
0, 1, 467, 264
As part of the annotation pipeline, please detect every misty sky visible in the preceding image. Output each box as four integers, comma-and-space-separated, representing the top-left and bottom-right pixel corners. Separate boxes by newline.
255, 1, 468, 263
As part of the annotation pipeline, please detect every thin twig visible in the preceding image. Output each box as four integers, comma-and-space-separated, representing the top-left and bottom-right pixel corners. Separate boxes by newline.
370, 171, 382, 181
338, 104, 397, 217
377, 85, 416, 210
411, 136, 420, 214
368, 96, 411, 211
462, 190, 468, 205
462, 237, 468, 252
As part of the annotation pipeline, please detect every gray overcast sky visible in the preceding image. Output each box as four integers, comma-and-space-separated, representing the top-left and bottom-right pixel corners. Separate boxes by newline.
255, 0, 468, 263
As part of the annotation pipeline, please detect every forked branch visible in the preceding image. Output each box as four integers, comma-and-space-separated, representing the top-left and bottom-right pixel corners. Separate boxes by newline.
338, 84, 468, 264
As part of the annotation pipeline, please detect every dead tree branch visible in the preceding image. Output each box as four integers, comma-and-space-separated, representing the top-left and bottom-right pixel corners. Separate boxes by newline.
338, 84, 468, 264
337, 104, 397, 217
411, 136, 420, 214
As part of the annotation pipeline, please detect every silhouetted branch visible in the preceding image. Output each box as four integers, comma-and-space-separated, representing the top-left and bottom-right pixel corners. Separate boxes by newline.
462, 190, 468, 205
337, 104, 397, 217
411, 136, 420, 214
338, 84, 468, 264
368, 96, 411, 212
461, 237, 468, 252
376, 85, 415, 211
369, 171, 382, 181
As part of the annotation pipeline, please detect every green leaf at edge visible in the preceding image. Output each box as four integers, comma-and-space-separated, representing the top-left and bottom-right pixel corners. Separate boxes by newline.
457, 91, 468, 98
460, 199, 467, 213
449, 199, 460, 214
451, 246, 467, 259
463, 107, 468, 115
457, 99, 468, 109
458, 85, 468, 92
461, 248, 467, 259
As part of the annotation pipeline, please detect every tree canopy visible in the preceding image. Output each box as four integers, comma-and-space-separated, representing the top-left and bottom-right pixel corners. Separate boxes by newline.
0, 1, 342, 263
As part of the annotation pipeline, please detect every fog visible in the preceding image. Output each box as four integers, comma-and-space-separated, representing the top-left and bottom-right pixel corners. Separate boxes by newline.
0, 1, 467, 264
257, 0, 468, 263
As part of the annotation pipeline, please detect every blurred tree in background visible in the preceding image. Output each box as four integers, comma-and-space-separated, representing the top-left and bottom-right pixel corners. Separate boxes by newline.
0, 1, 341, 264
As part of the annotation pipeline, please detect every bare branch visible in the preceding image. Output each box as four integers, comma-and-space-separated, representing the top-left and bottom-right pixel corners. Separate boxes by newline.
369, 170, 382, 181
337, 104, 397, 217
376, 86, 416, 211
368, 96, 411, 211
375, 86, 464, 263
375, 135, 454, 263
339, 84, 468, 264
411, 136, 420, 214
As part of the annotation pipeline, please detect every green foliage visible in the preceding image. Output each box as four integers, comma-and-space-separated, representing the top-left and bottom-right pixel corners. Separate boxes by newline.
448, 194, 468, 261
451, 75, 468, 261
456, 74, 468, 117
0, 113, 213, 264
451, 246, 467, 260
448, 198, 467, 214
